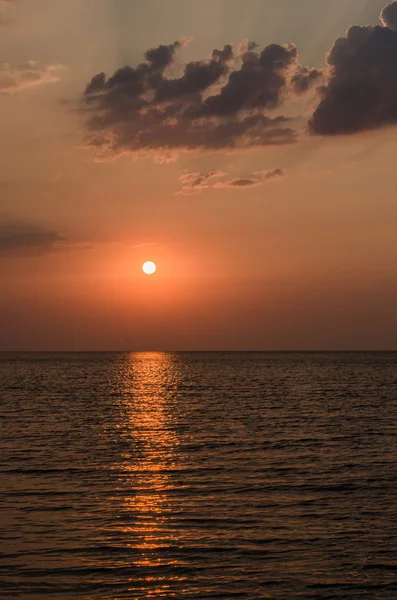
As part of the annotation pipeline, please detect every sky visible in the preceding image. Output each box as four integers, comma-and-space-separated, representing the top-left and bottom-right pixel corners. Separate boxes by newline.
1, 0, 397, 351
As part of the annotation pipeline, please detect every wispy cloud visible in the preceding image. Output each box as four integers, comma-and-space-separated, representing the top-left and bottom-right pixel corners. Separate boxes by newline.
0, 61, 63, 94
131, 242, 157, 249
177, 168, 284, 195
0, 219, 160, 257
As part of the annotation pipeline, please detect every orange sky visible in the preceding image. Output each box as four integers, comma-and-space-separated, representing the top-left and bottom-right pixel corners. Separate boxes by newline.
1, 0, 397, 350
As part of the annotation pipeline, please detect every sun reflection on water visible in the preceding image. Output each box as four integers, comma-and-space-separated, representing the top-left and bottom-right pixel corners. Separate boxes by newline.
114, 352, 185, 596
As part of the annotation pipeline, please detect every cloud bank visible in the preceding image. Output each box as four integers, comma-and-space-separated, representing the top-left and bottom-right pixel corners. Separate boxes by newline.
83, 39, 319, 158
82, 1, 397, 160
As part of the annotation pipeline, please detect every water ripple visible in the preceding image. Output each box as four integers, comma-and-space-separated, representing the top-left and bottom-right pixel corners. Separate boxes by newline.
1, 351, 397, 599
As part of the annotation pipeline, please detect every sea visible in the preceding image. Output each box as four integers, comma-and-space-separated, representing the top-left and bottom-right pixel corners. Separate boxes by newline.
1, 352, 397, 599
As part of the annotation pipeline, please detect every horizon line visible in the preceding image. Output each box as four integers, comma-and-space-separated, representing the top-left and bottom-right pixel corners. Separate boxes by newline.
1, 349, 397, 354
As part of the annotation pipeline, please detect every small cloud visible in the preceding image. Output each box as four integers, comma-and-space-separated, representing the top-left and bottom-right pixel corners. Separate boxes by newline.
290, 66, 324, 95
0, 61, 63, 94
177, 168, 284, 195
254, 168, 285, 180
381, 1, 397, 30
224, 178, 260, 187
177, 170, 226, 194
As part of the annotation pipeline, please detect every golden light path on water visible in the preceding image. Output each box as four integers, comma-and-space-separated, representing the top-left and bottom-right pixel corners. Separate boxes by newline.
114, 352, 186, 598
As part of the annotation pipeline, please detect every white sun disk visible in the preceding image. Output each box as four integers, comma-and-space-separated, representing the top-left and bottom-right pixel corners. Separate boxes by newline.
142, 261, 156, 275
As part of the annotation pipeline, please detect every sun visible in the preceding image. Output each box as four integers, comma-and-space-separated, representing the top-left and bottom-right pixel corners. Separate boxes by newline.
142, 261, 157, 275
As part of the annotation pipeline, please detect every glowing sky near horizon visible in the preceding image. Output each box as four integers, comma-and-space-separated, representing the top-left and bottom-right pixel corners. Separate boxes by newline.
1, 0, 397, 351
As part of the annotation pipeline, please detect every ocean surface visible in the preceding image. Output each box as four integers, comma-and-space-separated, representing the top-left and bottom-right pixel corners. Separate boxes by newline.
1, 352, 397, 599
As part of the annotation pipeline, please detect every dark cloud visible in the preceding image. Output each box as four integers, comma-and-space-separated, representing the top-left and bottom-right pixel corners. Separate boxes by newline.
83, 40, 304, 158
310, 5, 397, 135
153, 49, 231, 104
291, 66, 323, 94
381, 1, 397, 30
227, 178, 260, 187
0, 220, 65, 256
178, 168, 284, 194
261, 167, 285, 180
145, 41, 181, 71
200, 43, 298, 117
84, 5, 397, 150
88, 4, 397, 152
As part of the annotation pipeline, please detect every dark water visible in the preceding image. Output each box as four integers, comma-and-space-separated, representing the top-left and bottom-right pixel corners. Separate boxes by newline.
1, 352, 397, 599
